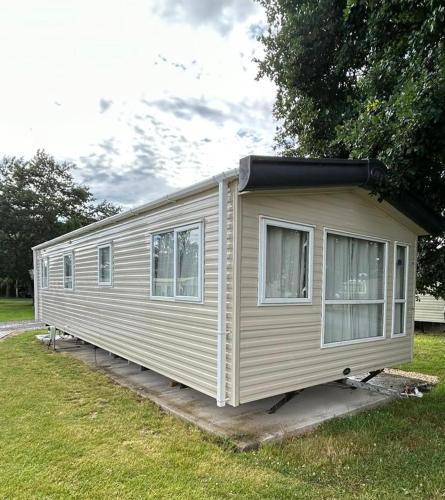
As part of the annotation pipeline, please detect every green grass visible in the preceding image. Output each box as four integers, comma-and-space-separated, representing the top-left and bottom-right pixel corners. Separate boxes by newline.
0, 298, 34, 322
1, 332, 444, 499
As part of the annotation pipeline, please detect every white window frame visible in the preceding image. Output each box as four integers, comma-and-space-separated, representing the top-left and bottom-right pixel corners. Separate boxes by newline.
40, 257, 49, 289
321, 228, 388, 348
150, 222, 203, 303
391, 242, 409, 337
258, 216, 314, 305
97, 243, 113, 287
63, 252, 75, 291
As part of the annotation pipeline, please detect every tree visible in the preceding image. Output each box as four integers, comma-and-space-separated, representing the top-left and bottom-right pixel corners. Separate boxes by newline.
256, 0, 445, 298
0, 150, 121, 296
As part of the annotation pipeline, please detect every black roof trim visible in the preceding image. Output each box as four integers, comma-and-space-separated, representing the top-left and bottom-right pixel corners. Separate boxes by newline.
238, 155, 444, 236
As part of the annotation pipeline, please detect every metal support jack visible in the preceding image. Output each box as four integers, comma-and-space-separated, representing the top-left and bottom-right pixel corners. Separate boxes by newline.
267, 390, 302, 414
361, 369, 383, 383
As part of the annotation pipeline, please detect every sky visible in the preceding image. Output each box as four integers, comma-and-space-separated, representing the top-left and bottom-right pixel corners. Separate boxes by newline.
0, 0, 277, 207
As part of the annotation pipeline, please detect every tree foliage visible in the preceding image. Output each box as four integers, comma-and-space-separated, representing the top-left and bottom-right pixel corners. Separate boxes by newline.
0, 150, 121, 294
257, 0, 445, 298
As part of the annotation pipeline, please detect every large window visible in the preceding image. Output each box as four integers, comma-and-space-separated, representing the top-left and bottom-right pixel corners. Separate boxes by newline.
63, 253, 74, 290
392, 243, 408, 336
40, 257, 49, 289
98, 244, 113, 286
323, 231, 387, 346
151, 223, 202, 301
259, 218, 313, 304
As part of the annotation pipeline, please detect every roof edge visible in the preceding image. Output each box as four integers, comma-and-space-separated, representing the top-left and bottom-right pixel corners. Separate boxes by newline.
33, 168, 239, 251
238, 155, 444, 236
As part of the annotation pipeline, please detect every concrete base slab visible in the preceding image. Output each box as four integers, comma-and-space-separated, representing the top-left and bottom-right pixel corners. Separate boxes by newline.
47, 337, 391, 450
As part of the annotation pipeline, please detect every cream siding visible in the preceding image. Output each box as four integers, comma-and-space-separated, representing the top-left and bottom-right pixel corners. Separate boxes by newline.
415, 294, 445, 323
35, 186, 234, 402
238, 188, 417, 404
34, 178, 426, 408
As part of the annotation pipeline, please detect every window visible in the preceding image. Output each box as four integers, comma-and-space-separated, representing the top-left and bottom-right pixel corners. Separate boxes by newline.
259, 218, 314, 304
98, 244, 113, 286
151, 223, 202, 301
63, 253, 74, 290
40, 257, 49, 289
323, 231, 387, 346
392, 244, 408, 336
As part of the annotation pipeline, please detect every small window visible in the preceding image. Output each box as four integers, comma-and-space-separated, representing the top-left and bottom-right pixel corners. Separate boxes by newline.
40, 257, 49, 289
259, 218, 314, 304
151, 223, 202, 301
63, 253, 74, 290
392, 243, 408, 336
323, 231, 387, 346
98, 244, 113, 286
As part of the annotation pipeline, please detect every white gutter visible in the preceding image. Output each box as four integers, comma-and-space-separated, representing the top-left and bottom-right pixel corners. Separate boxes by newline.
216, 179, 228, 407
33, 168, 238, 251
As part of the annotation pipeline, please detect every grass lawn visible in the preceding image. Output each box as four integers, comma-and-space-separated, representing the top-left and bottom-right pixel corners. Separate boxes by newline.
0, 333, 444, 499
0, 298, 34, 322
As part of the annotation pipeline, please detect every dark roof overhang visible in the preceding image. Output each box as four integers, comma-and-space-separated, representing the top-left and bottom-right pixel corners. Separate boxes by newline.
239, 155, 444, 236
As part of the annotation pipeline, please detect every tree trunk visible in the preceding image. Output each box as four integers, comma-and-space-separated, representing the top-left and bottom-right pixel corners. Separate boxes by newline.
15, 279, 19, 298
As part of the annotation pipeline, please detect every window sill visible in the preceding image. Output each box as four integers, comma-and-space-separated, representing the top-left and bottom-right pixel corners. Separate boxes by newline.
258, 299, 312, 307
150, 295, 203, 304
321, 335, 386, 349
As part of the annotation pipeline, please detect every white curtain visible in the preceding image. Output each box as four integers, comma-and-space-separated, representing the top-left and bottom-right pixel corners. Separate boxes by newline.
64, 255, 73, 289
324, 234, 385, 343
265, 225, 308, 298
325, 234, 384, 300
99, 247, 111, 283
41, 259, 48, 287
176, 228, 199, 297
325, 304, 383, 343
395, 245, 406, 300
394, 302, 405, 334
153, 232, 174, 296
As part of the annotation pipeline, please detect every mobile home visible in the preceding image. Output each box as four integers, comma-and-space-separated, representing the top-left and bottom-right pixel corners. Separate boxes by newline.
415, 294, 445, 331
33, 156, 444, 406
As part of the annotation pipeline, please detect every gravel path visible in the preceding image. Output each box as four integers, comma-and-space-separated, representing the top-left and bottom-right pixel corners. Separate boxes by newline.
0, 320, 46, 340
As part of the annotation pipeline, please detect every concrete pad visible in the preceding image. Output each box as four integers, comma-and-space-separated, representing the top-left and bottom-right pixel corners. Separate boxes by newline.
48, 337, 390, 450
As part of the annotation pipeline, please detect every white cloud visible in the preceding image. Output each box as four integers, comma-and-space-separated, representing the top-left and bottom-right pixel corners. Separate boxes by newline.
0, 0, 276, 206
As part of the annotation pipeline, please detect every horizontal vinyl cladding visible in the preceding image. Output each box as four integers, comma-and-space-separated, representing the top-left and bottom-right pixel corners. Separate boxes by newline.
238, 188, 417, 404
36, 186, 233, 401
415, 294, 445, 323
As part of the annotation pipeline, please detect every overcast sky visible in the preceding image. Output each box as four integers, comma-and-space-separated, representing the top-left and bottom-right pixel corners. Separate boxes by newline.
0, 0, 276, 206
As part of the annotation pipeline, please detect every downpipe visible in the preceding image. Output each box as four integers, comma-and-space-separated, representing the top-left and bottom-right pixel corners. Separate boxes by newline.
216, 179, 228, 407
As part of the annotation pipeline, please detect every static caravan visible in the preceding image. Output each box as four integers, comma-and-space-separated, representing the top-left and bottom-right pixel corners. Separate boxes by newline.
33, 156, 444, 407
415, 294, 445, 331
